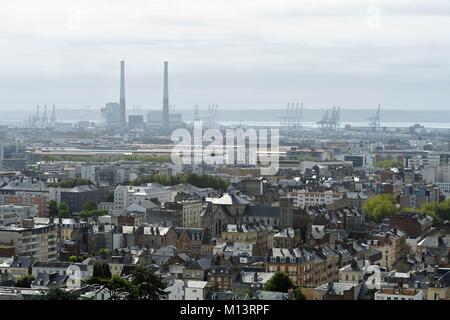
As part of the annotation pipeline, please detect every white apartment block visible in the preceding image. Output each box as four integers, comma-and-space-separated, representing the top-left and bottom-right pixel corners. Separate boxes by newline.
163, 278, 185, 300
114, 185, 173, 211
287, 189, 342, 209
407, 154, 440, 169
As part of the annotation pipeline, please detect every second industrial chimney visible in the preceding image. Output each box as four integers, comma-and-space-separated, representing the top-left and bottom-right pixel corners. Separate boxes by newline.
119, 60, 126, 127
163, 61, 169, 129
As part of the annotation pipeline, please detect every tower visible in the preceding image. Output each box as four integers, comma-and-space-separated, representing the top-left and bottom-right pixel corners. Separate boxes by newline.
36, 105, 40, 128
43, 104, 47, 128
163, 61, 169, 129
51, 105, 56, 126
119, 60, 126, 127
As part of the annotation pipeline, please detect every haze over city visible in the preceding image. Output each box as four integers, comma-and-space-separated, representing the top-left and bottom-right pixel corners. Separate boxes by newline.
1, 0, 450, 110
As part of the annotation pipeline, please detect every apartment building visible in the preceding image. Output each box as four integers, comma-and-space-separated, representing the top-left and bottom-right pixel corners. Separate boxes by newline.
287, 189, 342, 209
0, 193, 48, 217
114, 185, 173, 211
179, 200, 203, 228
48, 185, 100, 213
370, 228, 407, 271
0, 204, 37, 226
266, 247, 316, 286
222, 223, 272, 256
0, 219, 58, 262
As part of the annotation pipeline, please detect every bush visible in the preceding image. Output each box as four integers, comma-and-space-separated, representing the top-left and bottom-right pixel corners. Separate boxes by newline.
15, 275, 34, 288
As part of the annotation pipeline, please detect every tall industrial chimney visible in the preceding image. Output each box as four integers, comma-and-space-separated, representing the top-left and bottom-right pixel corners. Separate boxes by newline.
163, 61, 169, 128
119, 60, 126, 127
51, 105, 56, 125
43, 105, 47, 127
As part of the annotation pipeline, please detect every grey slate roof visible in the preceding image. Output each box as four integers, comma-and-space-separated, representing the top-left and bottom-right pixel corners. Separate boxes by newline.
245, 206, 280, 218
186, 258, 212, 270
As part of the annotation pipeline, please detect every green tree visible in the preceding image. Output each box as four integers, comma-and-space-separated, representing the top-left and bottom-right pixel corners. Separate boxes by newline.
83, 201, 97, 211
68, 255, 79, 263
363, 194, 397, 222
418, 199, 450, 224
264, 272, 295, 293
293, 287, 306, 300
58, 202, 71, 218
47, 178, 94, 188
35, 287, 80, 300
86, 275, 136, 300
375, 160, 404, 169
79, 208, 108, 219
48, 200, 59, 217
130, 266, 167, 300
92, 261, 112, 279
15, 275, 34, 288
97, 248, 111, 259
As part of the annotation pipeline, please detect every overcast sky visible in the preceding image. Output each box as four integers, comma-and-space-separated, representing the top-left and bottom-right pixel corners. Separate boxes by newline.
0, 0, 449, 110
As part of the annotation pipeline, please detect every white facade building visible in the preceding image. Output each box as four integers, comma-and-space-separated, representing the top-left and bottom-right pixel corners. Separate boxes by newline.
185, 280, 210, 300
163, 278, 185, 300
287, 189, 342, 209
407, 154, 440, 169
114, 185, 173, 211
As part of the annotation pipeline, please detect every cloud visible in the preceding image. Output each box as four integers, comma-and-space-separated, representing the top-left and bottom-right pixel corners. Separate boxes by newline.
0, 0, 449, 110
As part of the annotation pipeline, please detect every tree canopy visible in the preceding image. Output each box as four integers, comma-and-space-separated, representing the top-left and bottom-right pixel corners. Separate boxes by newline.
85, 266, 166, 300
78, 201, 107, 219
48, 200, 59, 218
363, 194, 397, 222
35, 287, 81, 300
416, 199, 450, 224
375, 159, 404, 169
47, 178, 94, 188
264, 272, 295, 292
58, 202, 71, 218
130, 266, 167, 300
92, 261, 112, 279
15, 275, 34, 288
264, 272, 305, 300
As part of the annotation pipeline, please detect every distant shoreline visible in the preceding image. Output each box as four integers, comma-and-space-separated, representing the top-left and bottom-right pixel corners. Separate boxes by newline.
2, 108, 450, 126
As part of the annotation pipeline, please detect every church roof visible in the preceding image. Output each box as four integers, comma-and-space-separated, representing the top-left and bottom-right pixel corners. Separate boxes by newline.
212, 193, 250, 206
